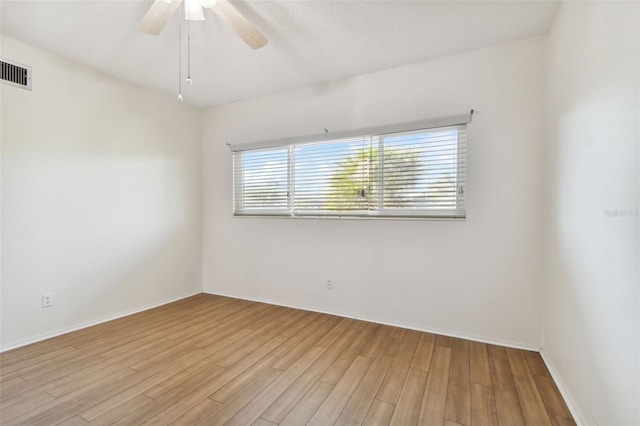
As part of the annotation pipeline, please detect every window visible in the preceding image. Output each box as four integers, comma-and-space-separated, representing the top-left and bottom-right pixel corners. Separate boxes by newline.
233, 123, 467, 219
234, 147, 289, 214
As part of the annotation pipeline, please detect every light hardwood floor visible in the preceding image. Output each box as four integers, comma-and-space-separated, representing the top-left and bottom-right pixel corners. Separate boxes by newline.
0, 294, 574, 425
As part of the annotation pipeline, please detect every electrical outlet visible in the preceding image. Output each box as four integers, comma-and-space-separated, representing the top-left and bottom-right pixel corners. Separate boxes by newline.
41, 293, 53, 308
326, 279, 333, 290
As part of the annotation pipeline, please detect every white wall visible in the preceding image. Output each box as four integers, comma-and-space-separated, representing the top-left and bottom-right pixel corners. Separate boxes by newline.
543, 2, 639, 425
0, 36, 202, 350
202, 37, 546, 348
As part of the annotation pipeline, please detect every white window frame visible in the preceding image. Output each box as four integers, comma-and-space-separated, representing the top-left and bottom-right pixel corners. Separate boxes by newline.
231, 112, 472, 220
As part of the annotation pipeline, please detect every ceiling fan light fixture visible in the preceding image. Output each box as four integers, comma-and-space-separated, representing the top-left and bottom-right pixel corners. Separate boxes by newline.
199, 0, 218, 8
184, 0, 205, 21
139, 0, 268, 49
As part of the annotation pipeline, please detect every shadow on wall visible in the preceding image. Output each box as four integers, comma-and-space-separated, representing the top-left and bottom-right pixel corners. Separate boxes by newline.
1, 157, 198, 348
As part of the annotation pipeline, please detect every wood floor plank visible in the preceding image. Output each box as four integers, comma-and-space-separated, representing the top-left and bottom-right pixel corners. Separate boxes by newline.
6, 367, 140, 426
132, 309, 284, 376
280, 381, 334, 426
418, 345, 451, 426
334, 332, 400, 426
389, 367, 428, 425
210, 331, 315, 405
435, 334, 455, 348
270, 314, 338, 370
550, 414, 578, 426
278, 311, 323, 338
57, 415, 88, 426
164, 369, 279, 426
192, 303, 276, 350
410, 333, 436, 372
445, 338, 472, 425
490, 356, 525, 426
84, 305, 288, 423
41, 336, 177, 398
470, 341, 492, 386
308, 355, 372, 425
206, 310, 303, 366
125, 366, 280, 425
506, 349, 552, 426
140, 334, 285, 423
316, 317, 353, 348
359, 324, 394, 359
19, 349, 91, 381
376, 329, 421, 404
1, 343, 80, 369
487, 344, 507, 360
75, 296, 236, 359
168, 398, 221, 425
77, 338, 240, 421
533, 375, 573, 421
363, 399, 395, 426
160, 336, 285, 416
110, 365, 226, 425
390, 327, 406, 338
470, 383, 498, 426
0, 391, 57, 423
144, 363, 228, 405
2, 355, 106, 402
260, 373, 316, 423
202, 311, 326, 406
84, 394, 154, 425
319, 321, 377, 385
216, 310, 307, 368
525, 351, 551, 377
224, 346, 327, 425
147, 315, 308, 423
251, 418, 278, 426
47, 339, 175, 398
0, 295, 574, 426
0, 376, 26, 400
1, 346, 77, 380
303, 319, 367, 380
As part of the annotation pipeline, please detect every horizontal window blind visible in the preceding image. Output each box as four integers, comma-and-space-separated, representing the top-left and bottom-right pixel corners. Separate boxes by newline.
294, 137, 371, 215
233, 147, 289, 214
380, 127, 465, 217
233, 124, 467, 219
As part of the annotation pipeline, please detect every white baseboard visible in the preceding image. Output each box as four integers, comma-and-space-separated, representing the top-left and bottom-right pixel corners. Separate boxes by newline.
0, 290, 202, 353
203, 290, 540, 352
539, 349, 587, 426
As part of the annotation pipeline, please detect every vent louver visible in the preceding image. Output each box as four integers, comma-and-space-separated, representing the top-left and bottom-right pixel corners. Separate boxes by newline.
1, 58, 32, 90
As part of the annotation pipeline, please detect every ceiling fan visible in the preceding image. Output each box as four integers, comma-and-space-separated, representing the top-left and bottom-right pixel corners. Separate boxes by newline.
139, 0, 268, 50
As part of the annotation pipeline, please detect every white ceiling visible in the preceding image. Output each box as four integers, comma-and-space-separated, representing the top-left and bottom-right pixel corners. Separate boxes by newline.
0, 0, 559, 108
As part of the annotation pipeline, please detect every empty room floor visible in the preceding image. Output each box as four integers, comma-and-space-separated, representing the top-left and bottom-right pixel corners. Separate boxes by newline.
0, 294, 574, 425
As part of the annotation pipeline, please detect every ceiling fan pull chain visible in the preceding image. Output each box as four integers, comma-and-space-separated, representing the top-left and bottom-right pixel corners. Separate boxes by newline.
186, 19, 193, 85
178, 18, 183, 102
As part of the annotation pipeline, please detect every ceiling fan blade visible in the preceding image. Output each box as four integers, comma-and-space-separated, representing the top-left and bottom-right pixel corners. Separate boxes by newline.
139, 0, 183, 35
209, 0, 268, 49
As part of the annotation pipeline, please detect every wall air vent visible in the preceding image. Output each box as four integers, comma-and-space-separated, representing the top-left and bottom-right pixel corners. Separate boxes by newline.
1, 58, 32, 90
